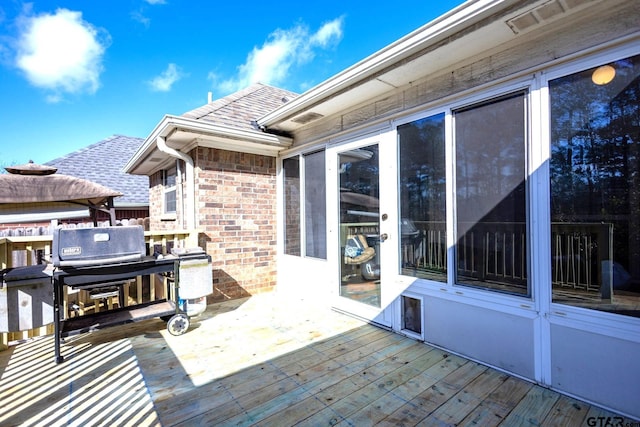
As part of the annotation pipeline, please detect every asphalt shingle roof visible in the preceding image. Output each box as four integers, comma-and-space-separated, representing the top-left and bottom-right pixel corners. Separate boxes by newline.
182, 83, 298, 131
41, 85, 297, 208
45, 135, 148, 206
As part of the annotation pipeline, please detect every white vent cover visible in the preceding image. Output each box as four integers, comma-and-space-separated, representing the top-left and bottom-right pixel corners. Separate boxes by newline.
291, 112, 324, 124
506, 0, 600, 34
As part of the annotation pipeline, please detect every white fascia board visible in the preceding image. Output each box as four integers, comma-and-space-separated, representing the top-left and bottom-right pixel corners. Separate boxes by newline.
256, 0, 509, 127
124, 115, 293, 174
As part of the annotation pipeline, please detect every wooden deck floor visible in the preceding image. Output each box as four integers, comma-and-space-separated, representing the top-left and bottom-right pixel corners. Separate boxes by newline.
0, 293, 630, 426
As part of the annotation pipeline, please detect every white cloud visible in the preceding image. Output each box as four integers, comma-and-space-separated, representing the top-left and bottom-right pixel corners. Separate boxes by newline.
215, 17, 344, 94
311, 18, 344, 48
132, 0, 167, 26
130, 10, 151, 28
148, 63, 184, 92
15, 8, 109, 102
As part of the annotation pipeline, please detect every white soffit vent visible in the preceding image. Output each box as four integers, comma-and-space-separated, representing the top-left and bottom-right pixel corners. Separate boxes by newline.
506, 0, 600, 34
291, 112, 324, 124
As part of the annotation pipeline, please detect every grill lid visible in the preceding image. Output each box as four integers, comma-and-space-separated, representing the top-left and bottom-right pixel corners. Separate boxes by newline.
52, 226, 146, 267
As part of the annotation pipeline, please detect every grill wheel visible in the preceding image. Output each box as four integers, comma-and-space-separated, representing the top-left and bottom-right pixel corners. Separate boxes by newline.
167, 313, 190, 336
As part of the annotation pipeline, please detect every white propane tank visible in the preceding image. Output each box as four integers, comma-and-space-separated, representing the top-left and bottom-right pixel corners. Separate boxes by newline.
181, 296, 207, 317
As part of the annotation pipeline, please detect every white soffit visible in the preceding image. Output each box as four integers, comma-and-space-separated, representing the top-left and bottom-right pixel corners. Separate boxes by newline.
170, 129, 288, 157
125, 115, 293, 175
260, 0, 604, 133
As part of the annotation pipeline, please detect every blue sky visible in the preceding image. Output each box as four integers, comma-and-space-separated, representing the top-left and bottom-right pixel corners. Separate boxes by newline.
0, 0, 465, 167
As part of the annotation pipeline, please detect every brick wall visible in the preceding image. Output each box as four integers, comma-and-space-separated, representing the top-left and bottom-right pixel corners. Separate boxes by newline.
148, 172, 165, 230
196, 147, 277, 301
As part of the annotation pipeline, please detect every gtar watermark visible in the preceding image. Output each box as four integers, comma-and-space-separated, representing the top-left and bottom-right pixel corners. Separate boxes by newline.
586, 416, 640, 427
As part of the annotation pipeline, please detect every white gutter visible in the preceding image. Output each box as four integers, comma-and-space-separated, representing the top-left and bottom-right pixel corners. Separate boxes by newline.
156, 136, 196, 232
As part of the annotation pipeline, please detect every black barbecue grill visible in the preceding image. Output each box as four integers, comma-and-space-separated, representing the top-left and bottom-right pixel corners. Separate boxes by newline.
51, 225, 212, 363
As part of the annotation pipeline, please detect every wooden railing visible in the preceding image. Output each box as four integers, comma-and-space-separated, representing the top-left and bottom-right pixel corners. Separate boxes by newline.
401, 221, 446, 273
1, 229, 196, 350
0, 235, 52, 269
401, 221, 613, 296
551, 223, 612, 294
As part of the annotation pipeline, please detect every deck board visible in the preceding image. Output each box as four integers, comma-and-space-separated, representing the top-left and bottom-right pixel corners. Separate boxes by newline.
499, 384, 560, 426
427, 368, 510, 425
541, 395, 590, 427
0, 293, 634, 426
458, 375, 534, 426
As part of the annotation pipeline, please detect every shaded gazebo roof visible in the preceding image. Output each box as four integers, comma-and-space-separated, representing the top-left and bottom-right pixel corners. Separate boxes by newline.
0, 161, 121, 225
0, 161, 122, 205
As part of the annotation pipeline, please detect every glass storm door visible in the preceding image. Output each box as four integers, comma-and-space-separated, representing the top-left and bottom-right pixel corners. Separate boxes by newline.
339, 144, 381, 306
330, 137, 395, 327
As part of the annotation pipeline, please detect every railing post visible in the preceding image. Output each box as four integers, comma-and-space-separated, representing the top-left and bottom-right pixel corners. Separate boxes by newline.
0, 238, 8, 269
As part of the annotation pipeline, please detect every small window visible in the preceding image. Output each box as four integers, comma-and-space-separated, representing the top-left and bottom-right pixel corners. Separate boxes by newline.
163, 167, 177, 214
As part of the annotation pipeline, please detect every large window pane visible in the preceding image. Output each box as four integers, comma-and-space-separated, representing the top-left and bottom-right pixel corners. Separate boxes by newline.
550, 54, 640, 317
304, 151, 326, 259
455, 92, 529, 296
398, 113, 446, 281
283, 157, 300, 256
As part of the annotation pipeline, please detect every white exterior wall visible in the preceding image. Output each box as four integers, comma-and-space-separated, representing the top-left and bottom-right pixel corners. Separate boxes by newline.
424, 297, 537, 379
550, 322, 640, 416
277, 0, 640, 419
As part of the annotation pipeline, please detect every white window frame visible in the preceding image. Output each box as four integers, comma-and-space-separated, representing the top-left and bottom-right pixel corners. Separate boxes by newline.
162, 166, 177, 216
394, 76, 538, 311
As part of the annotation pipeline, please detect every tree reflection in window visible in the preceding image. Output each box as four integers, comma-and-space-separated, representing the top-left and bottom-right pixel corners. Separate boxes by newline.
550, 54, 640, 317
398, 113, 447, 282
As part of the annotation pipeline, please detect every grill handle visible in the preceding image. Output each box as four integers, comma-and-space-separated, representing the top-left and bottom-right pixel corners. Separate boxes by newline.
56, 254, 143, 267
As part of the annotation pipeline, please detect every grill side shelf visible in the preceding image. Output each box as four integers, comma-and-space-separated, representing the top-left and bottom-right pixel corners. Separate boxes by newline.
60, 300, 176, 337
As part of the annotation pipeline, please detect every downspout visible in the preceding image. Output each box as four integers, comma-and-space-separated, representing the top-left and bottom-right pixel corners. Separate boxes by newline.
156, 136, 197, 245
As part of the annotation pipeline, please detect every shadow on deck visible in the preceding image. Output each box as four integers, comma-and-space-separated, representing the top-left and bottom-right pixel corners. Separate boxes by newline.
0, 293, 631, 426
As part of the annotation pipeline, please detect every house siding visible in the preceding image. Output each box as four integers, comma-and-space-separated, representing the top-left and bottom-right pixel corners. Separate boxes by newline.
196, 147, 277, 302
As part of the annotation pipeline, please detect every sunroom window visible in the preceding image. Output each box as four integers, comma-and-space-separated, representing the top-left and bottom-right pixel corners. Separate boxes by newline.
283, 157, 301, 256
549, 54, 640, 317
282, 151, 327, 259
304, 151, 327, 259
398, 113, 447, 282
454, 91, 530, 296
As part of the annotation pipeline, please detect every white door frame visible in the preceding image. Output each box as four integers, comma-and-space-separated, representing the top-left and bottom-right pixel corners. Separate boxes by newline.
327, 131, 398, 327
